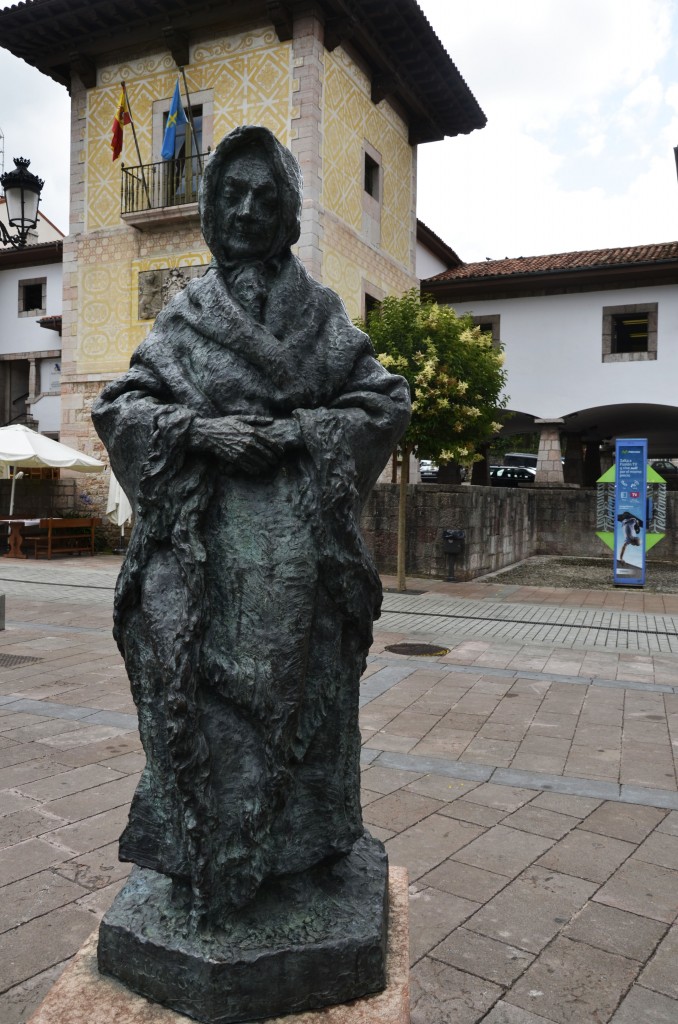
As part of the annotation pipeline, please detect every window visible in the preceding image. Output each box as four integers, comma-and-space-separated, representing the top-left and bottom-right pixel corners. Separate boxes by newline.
362, 142, 382, 246
146, 89, 214, 214
602, 303, 657, 362
18, 278, 46, 317
611, 313, 648, 352
365, 293, 381, 318
472, 314, 500, 349
161, 104, 203, 203
153, 89, 213, 161
163, 104, 203, 160
364, 153, 380, 200
362, 281, 384, 320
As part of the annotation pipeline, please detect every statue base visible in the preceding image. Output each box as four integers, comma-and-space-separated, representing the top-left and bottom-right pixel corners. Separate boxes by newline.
97, 833, 389, 1023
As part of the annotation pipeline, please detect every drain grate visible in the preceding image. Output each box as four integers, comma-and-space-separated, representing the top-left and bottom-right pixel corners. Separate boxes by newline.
385, 642, 450, 658
0, 653, 43, 668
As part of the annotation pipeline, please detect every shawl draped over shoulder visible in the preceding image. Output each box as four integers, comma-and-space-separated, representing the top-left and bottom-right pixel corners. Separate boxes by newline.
92, 126, 410, 920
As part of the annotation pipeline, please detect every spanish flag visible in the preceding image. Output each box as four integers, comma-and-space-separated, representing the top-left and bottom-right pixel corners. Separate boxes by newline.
111, 85, 131, 161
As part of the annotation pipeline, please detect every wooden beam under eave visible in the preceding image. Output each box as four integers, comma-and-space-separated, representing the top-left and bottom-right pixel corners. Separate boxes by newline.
69, 52, 97, 88
162, 26, 190, 68
324, 14, 356, 52
371, 73, 398, 106
408, 123, 444, 146
266, 1, 293, 42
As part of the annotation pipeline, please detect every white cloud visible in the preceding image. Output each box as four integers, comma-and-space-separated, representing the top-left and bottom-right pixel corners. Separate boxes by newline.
0, 0, 677, 260
0, 48, 70, 233
417, 0, 678, 261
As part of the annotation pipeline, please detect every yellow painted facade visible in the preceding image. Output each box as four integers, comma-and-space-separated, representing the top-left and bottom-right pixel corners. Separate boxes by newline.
67, 19, 418, 424
88, 29, 293, 232
323, 47, 414, 269
76, 27, 294, 376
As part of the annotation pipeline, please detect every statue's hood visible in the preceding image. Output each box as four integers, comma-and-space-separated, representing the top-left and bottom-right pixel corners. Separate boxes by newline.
199, 125, 303, 266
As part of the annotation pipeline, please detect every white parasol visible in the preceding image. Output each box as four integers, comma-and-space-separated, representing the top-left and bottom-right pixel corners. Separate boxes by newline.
0, 423, 104, 515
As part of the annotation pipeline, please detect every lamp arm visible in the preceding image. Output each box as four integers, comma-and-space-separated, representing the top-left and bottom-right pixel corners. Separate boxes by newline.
0, 218, 27, 249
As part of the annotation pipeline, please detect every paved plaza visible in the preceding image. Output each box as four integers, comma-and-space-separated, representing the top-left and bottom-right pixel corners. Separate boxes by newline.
1, 557, 678, 1023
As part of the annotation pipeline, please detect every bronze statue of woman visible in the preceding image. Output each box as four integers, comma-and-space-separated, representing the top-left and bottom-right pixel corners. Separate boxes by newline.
94, 125, 410, 1022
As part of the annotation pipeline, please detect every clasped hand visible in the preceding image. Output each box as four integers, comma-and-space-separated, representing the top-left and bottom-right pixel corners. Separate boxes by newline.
189, 415, 300, 475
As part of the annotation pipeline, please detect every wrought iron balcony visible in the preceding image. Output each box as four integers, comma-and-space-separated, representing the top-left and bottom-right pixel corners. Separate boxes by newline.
120, 154, 208, 221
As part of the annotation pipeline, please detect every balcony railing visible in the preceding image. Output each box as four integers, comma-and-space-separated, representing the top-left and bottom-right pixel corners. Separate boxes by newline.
121, 154, 208, 215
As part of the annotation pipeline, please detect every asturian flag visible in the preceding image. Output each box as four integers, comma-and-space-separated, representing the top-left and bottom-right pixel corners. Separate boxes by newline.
161, 80, 188, 160
110, 85, 131, 161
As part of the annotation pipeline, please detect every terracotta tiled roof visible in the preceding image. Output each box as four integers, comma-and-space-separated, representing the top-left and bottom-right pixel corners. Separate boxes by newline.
426, 241, 678, 283
38, 315, 62, 332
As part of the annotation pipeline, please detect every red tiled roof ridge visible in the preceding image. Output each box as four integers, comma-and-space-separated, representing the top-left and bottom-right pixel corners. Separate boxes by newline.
426, 240, 678, 282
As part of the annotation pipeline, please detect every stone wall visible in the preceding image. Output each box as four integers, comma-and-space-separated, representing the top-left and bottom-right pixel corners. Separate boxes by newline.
361, 484, 678, 580
0, 479, 76, 518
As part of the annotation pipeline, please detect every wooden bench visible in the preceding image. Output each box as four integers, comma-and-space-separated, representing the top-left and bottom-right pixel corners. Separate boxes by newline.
23, 517, 101, 559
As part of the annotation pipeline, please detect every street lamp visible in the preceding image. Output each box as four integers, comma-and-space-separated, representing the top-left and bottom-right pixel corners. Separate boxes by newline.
0, 157, 44, 248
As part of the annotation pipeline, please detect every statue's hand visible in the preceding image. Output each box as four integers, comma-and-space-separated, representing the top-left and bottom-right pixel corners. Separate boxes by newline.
257, 418, 303, 451
190, 416, 282, 474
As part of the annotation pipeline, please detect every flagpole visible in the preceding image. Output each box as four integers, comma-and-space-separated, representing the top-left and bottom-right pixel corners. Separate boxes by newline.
122, 81, 152, 208
180, 67, 203, 173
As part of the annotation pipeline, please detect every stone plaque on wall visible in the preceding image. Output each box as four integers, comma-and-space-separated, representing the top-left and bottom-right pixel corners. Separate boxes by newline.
138, 266, 208, 320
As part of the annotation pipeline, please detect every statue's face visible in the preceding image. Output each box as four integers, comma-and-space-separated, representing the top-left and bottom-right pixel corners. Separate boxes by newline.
218, 149, 279, 260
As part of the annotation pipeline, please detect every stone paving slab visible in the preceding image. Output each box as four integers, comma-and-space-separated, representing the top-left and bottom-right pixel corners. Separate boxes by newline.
2, 559, 678, 1023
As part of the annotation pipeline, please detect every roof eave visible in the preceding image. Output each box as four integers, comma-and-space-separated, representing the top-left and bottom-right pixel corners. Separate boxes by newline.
424, 259, 678, 300
0, 240, 63, 270
0, 0, 487, 138
416, 219, 463, 268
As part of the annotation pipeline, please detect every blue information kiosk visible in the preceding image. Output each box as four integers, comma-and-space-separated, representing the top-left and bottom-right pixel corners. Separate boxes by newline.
613, 439, 648, 587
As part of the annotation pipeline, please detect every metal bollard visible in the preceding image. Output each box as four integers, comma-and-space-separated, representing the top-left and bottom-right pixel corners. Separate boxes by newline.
442, 529, 465, 581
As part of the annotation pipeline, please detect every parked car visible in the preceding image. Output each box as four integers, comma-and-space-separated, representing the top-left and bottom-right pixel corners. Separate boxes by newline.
419, 460, 439, 482
503, 452, 538, 468
490, 465, 536, 486
651, 460, 678, 475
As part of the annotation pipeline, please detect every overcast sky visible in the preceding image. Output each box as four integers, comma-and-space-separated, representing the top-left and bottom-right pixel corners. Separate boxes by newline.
1, 0, 677, 262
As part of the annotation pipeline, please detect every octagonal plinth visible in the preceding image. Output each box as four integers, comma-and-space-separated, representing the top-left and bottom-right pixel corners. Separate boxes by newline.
98, 833, 388, 1024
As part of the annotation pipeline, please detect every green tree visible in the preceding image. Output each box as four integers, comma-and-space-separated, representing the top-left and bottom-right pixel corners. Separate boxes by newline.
360, 289, 508, 591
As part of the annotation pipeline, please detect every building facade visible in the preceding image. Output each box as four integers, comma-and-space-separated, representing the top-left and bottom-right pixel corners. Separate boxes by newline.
0, 0, 485, 503
425, 243, 678, 484
0, 204, 64, 437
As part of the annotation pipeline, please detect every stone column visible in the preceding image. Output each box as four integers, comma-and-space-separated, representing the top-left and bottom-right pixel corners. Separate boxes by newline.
27, 358, 37, 402
60, 72, 88, 448
563, 433, 583, 486
471, 444, 490, 486
534, 418, 564, 485
291, 16, 324, 282
583, 441, 602, 486
599, 443, 614, 475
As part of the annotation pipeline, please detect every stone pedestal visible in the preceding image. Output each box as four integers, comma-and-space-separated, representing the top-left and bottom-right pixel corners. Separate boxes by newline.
98, 835, 388, 1023
28, 867, 410, 1024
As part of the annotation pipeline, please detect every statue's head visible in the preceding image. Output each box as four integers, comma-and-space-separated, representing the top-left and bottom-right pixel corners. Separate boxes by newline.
200, 126, 303, 266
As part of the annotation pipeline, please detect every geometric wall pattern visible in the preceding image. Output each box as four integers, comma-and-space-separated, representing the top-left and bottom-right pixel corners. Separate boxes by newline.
78, 28, 292, 372
77, 241, 212, 373
322, 48, 416, 314
323, 48, 413, 267
88, 28, 293, 232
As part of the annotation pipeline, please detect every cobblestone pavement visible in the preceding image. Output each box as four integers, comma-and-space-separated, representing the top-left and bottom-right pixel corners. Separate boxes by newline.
1, 558, 677, 1024
483, 555, 678, 594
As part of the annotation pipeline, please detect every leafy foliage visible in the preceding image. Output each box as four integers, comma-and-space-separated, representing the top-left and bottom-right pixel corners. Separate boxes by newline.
360, 290, 508, 464
489, 429, 540, 462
